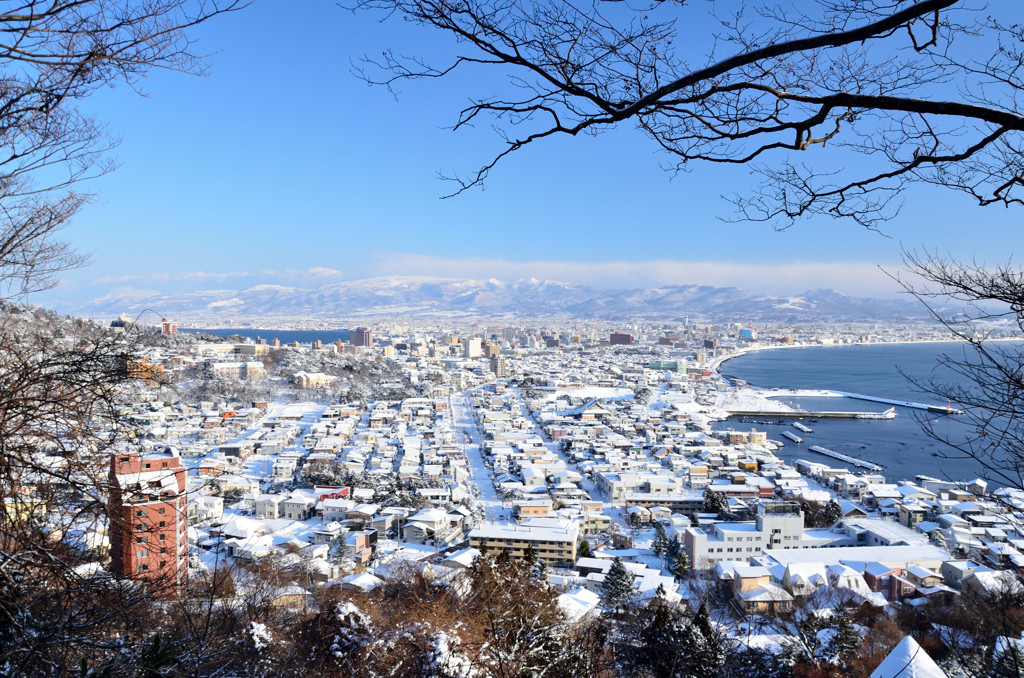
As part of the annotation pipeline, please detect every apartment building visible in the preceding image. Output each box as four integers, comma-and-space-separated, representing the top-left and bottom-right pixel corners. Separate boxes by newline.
469, 521, 579, 568
109, 450, 188, 594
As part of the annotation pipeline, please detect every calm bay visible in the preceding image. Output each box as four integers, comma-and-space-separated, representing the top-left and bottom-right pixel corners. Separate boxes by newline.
717, 341, 992, 484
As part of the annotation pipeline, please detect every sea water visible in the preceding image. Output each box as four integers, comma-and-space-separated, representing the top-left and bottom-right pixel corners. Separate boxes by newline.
717, 342, 997, 484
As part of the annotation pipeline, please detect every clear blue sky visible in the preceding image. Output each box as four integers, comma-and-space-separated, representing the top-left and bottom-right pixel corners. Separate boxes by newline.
36, 0, 1024, 312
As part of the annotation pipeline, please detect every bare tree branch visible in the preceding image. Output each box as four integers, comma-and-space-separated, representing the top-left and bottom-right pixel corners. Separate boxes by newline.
350, 0, 1024, 226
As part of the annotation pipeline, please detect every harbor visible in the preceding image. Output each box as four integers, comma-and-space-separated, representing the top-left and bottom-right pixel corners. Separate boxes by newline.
718, 340, 988, 484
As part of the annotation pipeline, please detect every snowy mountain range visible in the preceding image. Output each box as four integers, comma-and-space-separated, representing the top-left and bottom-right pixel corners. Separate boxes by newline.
81, 276, 930, 321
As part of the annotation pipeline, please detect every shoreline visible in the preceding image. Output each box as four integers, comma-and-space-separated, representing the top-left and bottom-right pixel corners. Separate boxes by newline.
710, 337, 980, 375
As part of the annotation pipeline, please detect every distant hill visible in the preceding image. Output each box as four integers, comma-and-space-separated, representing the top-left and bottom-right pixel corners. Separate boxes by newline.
78, 276, 931, 321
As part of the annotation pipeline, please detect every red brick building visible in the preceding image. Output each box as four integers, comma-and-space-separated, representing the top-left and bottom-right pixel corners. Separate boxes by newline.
109, 450, 188, 594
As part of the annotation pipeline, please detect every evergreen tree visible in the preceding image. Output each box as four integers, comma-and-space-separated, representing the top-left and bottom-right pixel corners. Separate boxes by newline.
930, 528, 949, 550
523, 542, 538, 567
703, 487, 729, 518
669, 548, 690, 582
702, 486, 718, 513
578, 539, 592, 559
721, 646, 790, 678
600, 557, 638, 613
666, 534, 682, 560
825, 604, 861, 669
619, 600, 730, 678
652, 522, 670, 563
824, 499, 843, 524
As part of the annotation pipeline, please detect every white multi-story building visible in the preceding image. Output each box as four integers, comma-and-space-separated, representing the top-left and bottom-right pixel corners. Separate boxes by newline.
463, 337, 483, 359
684, 502, 827, 569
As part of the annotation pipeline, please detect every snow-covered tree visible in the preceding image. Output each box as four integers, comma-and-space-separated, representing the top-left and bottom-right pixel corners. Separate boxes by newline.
825, 604, 862, 669
669, 548, 691, 582
600, 557, 638, 614
824, 499, 843, 525
666, 534, 682, 560
652, 522, 670, 564
618, 599, 730, 678
703, 487, 729, 518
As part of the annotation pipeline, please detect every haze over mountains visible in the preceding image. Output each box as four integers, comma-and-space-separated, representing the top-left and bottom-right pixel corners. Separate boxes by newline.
82, 276, 930, 321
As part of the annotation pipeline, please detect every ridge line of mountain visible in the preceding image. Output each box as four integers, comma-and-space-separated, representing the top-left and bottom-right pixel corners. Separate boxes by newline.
73, 276, 930, 322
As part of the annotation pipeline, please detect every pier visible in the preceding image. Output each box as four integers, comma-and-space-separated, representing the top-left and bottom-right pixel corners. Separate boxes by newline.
808, 445, 884, 472
730, 410, 889, 420
832, 391, 964, 415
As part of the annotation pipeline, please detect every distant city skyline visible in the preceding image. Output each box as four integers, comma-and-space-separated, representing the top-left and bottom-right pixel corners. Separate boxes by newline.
31, 1, 1023, 313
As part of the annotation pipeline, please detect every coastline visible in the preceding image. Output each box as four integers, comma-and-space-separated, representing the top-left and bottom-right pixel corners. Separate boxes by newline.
710, 337, 976, 375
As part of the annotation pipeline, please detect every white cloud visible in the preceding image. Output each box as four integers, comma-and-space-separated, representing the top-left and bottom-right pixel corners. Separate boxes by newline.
181, 270, 251, 280
366, 253, 907, 298
306, 266, 344, 277
80, 256, 912, 299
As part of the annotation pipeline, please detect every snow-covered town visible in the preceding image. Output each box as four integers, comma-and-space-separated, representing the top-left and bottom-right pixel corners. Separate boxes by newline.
24, 316, 1015, 676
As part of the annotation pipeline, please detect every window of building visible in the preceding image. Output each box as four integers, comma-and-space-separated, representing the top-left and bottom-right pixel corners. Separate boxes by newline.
136, 536, 146, 544
158, 507, 166, 515
161, 462, 168, 468
159, 534, 166, 541
143, 463, 151, 469
136, 509, 146, 517
160, 561, 167, 568
137, 564, 148, 572
160, 548, 167, 554
138, 549, 148, 558
159, 521, 166, 528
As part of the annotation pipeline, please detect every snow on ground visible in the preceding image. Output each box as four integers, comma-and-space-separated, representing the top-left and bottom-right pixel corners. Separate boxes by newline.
651, 388, 702, 414
723, 387, 801, 413
762, 388, 842, 399
451, 389, 510, 522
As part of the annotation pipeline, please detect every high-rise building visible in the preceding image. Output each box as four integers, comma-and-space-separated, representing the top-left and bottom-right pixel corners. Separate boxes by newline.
490, 355, 507, 377
109, 450, 188, 595
160, 318, 178, 335
463, 337, 483, 359
610, 332, 633, 345
350, 327, 373, 347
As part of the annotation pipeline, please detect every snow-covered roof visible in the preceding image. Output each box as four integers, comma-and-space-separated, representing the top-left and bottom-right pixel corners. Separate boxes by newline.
557, 587, 601, 622
869, 635, 947, 678
341, 572, 384, 592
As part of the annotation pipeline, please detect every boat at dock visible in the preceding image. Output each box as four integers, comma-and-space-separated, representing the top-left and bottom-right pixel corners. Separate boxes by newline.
856, 407, 896, 420
781, 430, 804, 444
808, 444, 884, 472
793, 421, 813, 433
